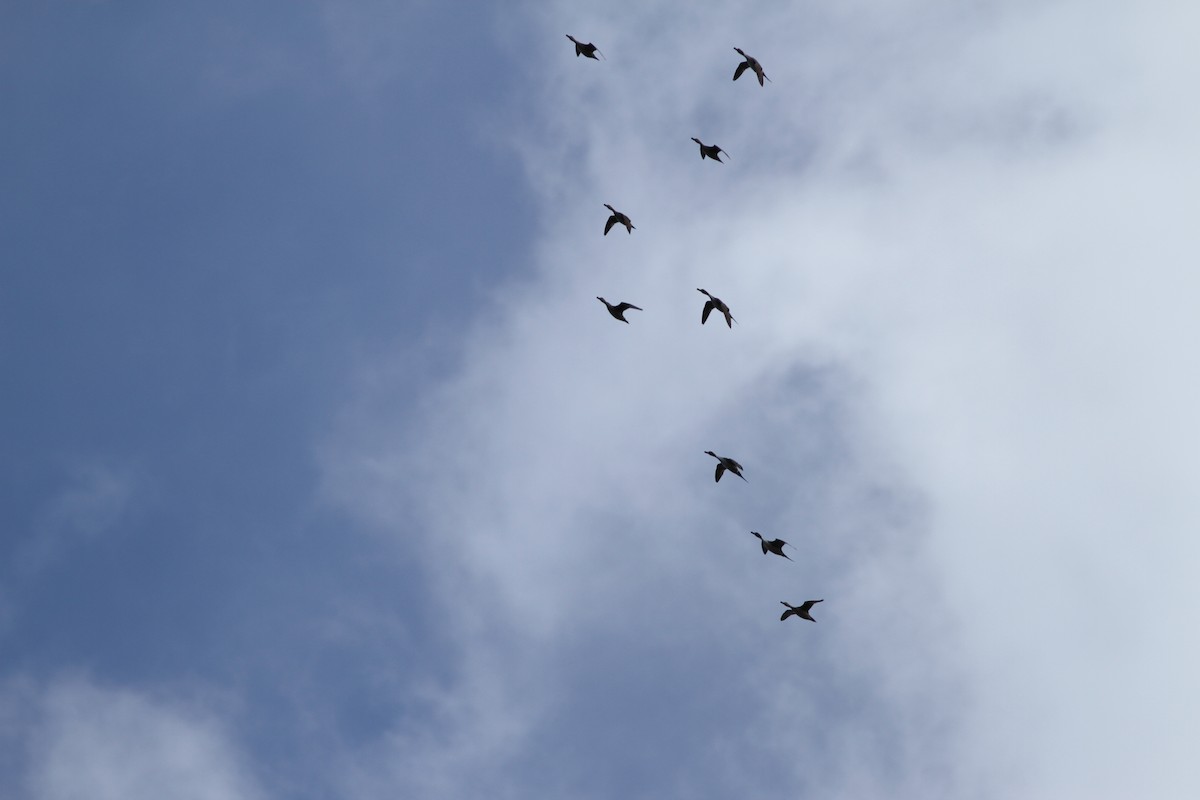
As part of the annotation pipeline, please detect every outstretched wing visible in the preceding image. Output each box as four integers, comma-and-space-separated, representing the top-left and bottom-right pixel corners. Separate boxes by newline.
733, 61, 748, 81
780, 608, 796, 621
604, 215, 617, 235
722, 308, 734, 328
616, 303, 642, 313
715, 463, 725, 482
701, 300, 714, 324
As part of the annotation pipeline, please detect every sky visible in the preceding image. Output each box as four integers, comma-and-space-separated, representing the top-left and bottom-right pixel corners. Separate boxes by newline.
2, 0, 1199, 798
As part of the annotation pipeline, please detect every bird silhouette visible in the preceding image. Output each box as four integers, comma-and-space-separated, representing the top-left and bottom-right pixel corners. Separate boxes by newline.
697, 288, 735, 327
704, 450, 747, 482
596, 297, 642, 323
691, 138, 727, 162
750, 531, 792, 560
780, 599, 823, 622
733, 48, 770, 86
566, 35, 604, 60
603, 204, 635, 235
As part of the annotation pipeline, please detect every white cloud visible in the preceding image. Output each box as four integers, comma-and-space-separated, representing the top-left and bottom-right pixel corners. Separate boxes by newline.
320, 0, 1200, 797
1, 677, 263, 800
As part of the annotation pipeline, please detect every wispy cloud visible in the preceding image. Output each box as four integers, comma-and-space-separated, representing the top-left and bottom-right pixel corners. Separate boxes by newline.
14, 460, 137, 578
1, 676, 263, 800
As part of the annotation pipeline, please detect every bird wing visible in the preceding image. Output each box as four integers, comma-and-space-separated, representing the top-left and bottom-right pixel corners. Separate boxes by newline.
616, 303, 641, 313
760, 540, 769, 555
604, 215, 617, 235
780, 608, 796, 621
756, 68, 765, 86
800, 599, 823, 612
714, 463, 725, 482
701, 300, 714, 324
722, 308, 733, 328
733, 61, 748, 81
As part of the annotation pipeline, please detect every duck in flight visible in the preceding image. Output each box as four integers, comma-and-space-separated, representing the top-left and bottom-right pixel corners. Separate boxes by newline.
697, 288, 735, 328
596, 297, 642, 323
566, 35, 604, 60
603, 204, 635, 235
691, 138, 727, 162
780, 599, 823, 622
704, 451, 747, 482
733, 48, 770, 86
750, 531, 792, 561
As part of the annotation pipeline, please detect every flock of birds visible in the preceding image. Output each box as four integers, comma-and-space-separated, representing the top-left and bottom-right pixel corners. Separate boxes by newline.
569, 34, 824, 625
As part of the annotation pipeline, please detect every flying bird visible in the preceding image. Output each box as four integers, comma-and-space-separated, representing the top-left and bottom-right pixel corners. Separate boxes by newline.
566, 35, 604, 60
780, 599, 823, 622
691, 138, 727, 162
596, 297, 642, 323
603, 204, 635, 235
750, 531, 792, 561
733, 48, 770, 86
697, 288, 735, 328
704, 450, 747, 482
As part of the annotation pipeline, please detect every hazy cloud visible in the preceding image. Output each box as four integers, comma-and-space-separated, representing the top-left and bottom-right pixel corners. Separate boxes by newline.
0, 677, 263, 800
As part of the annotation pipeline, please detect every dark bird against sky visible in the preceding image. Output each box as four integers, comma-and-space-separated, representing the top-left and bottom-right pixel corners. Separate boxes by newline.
566, 35, 604, 60
691, 138, 727, 162
596, 297, 642, 323
733, 47, 770, 86
697, 288, 736, 328
751, 531, 792, 560
704, 450, 747, 482
780, 599, 823, 622
603, 204, 635, 235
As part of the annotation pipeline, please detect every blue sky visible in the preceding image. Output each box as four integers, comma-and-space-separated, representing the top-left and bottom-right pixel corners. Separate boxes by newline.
3, 1, 1199, 798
